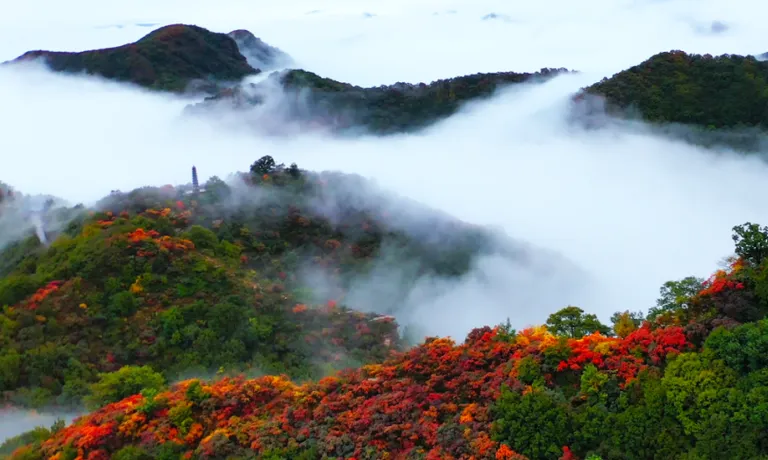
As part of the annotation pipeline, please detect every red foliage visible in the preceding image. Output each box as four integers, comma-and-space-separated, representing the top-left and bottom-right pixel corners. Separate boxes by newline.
127, 228, 160, 243
24, 280, 64, 310
698, 259, 746, 297
126, 226, 194, 255
558, 446, 576, 460
32, 324, 693, 459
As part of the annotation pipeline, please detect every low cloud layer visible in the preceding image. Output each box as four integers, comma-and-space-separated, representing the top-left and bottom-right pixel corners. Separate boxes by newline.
2, 0, 768, 340
0, 410, 78, 444
1, 0, 766, 85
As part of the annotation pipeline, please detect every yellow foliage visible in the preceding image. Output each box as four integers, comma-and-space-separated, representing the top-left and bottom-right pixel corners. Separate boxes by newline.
593, 341, 613, 355
613, 311, 639, 338
130, 277, 144, 294
460, 403, 477, 424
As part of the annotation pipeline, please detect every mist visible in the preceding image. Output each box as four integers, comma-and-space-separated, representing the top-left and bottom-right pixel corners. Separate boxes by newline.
3, 0, 768, 340
0, 410, 79, 445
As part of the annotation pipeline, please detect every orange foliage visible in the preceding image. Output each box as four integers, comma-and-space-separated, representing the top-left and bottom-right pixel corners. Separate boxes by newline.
126, 226, 194, 256
497, 444, 528, 460
127, 228, 160, 243
698, 258, 746, 297
24, 280, 64, 310
31, 323, 693, 459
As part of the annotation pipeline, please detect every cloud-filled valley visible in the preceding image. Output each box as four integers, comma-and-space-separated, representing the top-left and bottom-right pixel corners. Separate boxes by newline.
4, 0, 768, 452
4, 57, 768, 341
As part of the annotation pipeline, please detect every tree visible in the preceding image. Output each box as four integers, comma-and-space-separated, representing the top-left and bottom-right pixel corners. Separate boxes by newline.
251, 155, 276, 176
732, 222, 768, 266
288, 162, 301, 178
546, 306, 611, 338
648, 276, 703, 321
611, 310, 644, 338
85, 365, 165, 409
492, 386, 572, 459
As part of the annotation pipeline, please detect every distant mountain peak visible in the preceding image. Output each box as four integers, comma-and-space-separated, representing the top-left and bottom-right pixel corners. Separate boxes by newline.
7, 24, 259, 93
227, 29, 293, 71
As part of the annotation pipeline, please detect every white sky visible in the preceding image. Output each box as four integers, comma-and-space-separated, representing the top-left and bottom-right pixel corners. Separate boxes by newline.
1, 0, 767, 339
0, 0, 764, 85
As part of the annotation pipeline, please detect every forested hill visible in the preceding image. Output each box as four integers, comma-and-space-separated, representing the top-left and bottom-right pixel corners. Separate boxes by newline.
0, 156, 534, 413
5, 21, 572, 134
581, 50, 768, 130
5, 24, 258, 93
188, 67, 572, 134
9, 24, 768, 139
4, 219, 768, 459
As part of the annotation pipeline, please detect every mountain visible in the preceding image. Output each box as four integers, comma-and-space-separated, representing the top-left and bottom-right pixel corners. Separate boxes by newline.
10, 26, 768, 141
5, 223, 768, 459
0, 157, 548, 412
3, 158, 768, 459
579, 50, 768, 130
187, 67, 572, 135
6, 23, 571, 135
6, 24, 258, 93
227, 30, 293, 72
7, 29, 768, 459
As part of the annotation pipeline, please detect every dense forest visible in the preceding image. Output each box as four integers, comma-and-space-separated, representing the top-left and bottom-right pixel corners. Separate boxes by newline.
190, 67, 571, 134
5, 24, 258, 93
13, 23, 768, 141
6, 21, 768, 460
0, 158, 515, 412
581, 50, 768, 130
3, 157, 768, 459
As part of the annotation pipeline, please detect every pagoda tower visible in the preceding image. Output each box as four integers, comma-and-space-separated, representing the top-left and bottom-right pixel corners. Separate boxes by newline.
192, 166, 200, 194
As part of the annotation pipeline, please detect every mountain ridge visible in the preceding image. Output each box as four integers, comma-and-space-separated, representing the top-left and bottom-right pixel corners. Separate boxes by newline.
6, 24, 258, 93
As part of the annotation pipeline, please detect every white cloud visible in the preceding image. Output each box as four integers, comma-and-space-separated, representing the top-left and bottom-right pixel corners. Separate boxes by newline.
1, 0, 768, 340
2, 0, 766, 84
0, 410, 79, 444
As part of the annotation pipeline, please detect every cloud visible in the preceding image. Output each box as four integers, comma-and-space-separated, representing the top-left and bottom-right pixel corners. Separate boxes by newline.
2, 0, 768, 340
2, 0, 766, 84
0, 410, 79, 444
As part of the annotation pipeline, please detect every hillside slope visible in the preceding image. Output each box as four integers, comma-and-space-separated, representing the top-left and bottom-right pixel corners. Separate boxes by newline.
581, 50, 768, 130
228, 30, 292, 72
7, 220, 768, 459
7, 24, 258, 93
0, 157, 543, 411
189, 67, 571, 134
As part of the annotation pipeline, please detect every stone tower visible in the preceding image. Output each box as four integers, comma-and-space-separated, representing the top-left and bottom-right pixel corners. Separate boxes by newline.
192, 166, 199, 194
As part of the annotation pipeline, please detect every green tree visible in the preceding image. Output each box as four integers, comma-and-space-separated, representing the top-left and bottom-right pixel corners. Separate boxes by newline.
492, 386, 571, 459
183, 225, 219, 251
732, 222, 768, 266
662, 351, 762, 458
705, 319, 768, 375
251, 155, 276, 176
648, 276, 703, 321
288, 162, 301, 178
546, 306, 611, 338
85, 365, 165, 409
0, 348, 21, 391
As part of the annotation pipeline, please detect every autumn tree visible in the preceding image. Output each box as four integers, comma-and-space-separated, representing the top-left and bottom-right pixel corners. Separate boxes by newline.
732, 222, 768, 266
611, 310, 644, 338
546, 306, 611, 338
